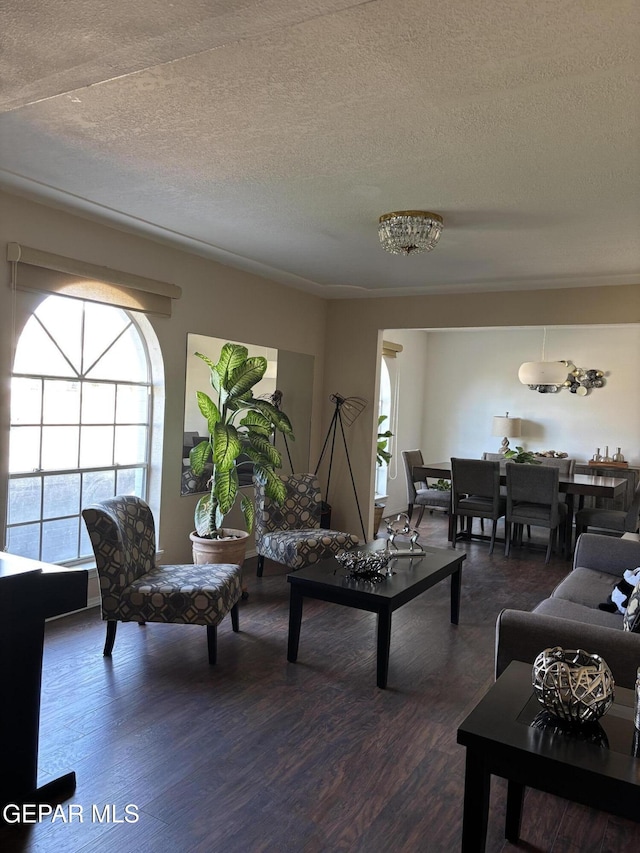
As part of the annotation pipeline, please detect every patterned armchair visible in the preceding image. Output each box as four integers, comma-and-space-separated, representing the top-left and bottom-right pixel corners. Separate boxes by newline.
254, 473, 360, 576
82, 495, 242, 664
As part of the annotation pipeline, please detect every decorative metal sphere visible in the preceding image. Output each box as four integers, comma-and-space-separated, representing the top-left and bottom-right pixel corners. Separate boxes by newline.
532, 647, 614, 725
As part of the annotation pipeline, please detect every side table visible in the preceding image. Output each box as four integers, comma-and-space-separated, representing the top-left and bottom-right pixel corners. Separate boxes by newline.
457, 660, 640, 852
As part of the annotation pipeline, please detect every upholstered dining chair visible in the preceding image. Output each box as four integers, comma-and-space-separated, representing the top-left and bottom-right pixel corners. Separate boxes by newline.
401, 450, 451, 525
253, 472, 360, 576
82, 495, 242, 664
574, 482, 640, 544
505, 464, 568, 564
451, 458, 506, 554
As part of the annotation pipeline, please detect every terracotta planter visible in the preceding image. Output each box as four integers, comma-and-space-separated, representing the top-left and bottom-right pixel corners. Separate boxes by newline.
373, 503, 385, 538
189, 528, 250, 568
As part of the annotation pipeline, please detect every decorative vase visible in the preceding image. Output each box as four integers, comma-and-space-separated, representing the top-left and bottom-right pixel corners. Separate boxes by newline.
613, 447, 625, 463
373, 503, 385, 537
189, 529, 250, 593
532, 646, 614, 725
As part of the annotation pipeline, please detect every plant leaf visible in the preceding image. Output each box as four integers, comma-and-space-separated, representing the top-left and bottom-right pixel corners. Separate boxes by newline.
214, 467, 239, 516
216, 343, 249, 387
196, 392, 221, 434
251, 399, 295, 436
241, 493, 255, 533
226, 357, 267, 399
194, 493, 217, 537
189, 439, 212, 475
239, 411, 273, 436
254, 465, 286, 504
213, 422, 241, 471
247, 431, 282, 467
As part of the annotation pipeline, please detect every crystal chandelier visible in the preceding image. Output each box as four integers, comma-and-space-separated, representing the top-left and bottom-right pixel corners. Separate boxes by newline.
378, 211, 444, 255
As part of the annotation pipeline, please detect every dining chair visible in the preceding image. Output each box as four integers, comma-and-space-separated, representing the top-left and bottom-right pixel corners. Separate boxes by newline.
401, 450, 451, 525
451, 458, 506, 555
82, 495, 242, 664
505, 464, 568, 564
574, 481, 640, 544
253, 472, 360, 576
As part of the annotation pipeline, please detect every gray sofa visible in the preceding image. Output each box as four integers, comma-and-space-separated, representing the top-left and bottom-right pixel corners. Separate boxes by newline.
495, 533, 640, 689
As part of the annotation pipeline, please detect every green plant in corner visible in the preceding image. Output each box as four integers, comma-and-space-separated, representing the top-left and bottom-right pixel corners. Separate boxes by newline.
376, 415, 393, 466
503, 446, 541, 465
433, 478, 451, 491
189, 344, 294, 538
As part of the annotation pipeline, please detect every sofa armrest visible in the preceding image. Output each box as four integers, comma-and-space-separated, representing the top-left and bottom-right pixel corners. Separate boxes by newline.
495, 608, 640, 689
573, 533, 640, 577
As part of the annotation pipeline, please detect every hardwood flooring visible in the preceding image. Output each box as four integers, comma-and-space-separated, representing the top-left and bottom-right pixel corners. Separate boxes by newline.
2, 514, 640, 852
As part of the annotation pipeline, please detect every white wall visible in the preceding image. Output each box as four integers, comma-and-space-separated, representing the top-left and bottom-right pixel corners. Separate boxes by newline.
381, 324, 640, 517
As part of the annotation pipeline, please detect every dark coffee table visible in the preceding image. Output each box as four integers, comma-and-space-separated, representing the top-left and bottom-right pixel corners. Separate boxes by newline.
286, 543, 465, 688
457, 660, 640, 852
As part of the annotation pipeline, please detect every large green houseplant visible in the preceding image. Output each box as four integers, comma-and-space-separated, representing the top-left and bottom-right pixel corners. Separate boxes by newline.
189, 344, 294, 552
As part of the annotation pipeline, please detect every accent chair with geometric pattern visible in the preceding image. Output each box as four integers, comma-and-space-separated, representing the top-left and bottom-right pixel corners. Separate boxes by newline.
82, 495, 242, 665
253, 473, 360, 576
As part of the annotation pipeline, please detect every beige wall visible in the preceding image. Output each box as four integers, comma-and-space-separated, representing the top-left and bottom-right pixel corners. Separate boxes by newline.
323, 286, 640, 537
0, 191, 327, 563
2, 189, 639, 554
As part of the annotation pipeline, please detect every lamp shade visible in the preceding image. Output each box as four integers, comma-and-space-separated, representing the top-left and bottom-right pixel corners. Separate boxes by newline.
492, 415, 521, 438
518, 361, 568, 386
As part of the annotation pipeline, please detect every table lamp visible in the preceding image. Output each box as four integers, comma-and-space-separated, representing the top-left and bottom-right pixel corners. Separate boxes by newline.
492, 412, 522, 454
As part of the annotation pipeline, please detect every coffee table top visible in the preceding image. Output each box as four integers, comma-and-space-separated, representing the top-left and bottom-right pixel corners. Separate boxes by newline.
287, 542, 464, 606
458, 661, 640, 786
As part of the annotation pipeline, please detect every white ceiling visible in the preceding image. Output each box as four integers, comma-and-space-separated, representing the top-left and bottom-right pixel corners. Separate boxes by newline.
1, 0, 639, 298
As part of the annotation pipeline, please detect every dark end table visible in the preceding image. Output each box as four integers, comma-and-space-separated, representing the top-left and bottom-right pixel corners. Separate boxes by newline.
457, 660, 640, 852
287, 543, 465, 688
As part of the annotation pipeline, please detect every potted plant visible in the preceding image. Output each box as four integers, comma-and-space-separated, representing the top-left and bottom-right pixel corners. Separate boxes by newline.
503, 446, 541, 465
188, 343, 294, 566
374, 415, 394, 534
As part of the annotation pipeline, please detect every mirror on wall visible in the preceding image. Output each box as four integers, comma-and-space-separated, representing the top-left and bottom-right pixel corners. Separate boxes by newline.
181, 334, 313, 495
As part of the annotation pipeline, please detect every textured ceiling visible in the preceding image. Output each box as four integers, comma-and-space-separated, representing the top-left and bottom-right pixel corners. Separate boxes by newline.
1, 0, 639, 297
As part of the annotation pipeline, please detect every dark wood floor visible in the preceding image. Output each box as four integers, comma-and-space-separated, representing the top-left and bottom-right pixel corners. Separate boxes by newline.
3, 514, 640, 852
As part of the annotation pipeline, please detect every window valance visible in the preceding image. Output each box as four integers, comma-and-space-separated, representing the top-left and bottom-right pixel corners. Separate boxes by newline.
7, 242, 181, 317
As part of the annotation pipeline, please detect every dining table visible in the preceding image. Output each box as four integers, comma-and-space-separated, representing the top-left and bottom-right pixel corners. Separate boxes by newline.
413, 461, 628, 557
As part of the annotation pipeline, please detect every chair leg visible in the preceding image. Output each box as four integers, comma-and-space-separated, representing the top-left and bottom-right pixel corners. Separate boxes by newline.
256, 555, 265, 577
416, 506, 426, 526
545, 529, 554, 565
527, 525, 532, 540
408, 503, 414, 520
231, 602, 239, 633
505, 522, 511, 557
103, 621, 117, 656
489, 519, 497, 555
207, 624, 217, 665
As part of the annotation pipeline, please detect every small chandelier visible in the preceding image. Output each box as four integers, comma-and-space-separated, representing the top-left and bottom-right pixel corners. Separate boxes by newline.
378, 211, 443, 255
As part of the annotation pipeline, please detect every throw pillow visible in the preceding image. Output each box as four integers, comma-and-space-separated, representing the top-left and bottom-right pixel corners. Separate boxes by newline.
599, 567, 640, 615
623, 579, 640, 632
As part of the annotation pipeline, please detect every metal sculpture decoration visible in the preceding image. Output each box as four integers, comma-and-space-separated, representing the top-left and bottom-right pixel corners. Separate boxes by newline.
385, 513, 425, 556
532, 646, 614, 725
334, 549, 391, 583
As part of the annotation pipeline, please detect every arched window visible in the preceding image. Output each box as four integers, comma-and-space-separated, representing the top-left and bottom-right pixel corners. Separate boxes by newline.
7, 294, 153, 564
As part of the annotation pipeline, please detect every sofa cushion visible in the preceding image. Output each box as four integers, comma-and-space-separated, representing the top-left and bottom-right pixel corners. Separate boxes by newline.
533, 596, 623, 630
550, 567, 623, 609
624, 581, 640, 632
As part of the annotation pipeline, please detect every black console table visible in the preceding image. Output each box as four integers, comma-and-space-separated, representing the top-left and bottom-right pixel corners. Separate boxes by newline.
0, 552, 88, 812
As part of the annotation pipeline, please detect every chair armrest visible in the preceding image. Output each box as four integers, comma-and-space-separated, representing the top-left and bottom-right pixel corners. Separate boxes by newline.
495, 608, 640, 689
573, 532, 640, 578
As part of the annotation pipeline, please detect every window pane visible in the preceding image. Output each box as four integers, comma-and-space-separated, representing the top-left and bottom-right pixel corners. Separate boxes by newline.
115, 426, 147, 464
43, 473, 81, 519
116, 385, 149, 424
79, 426, 114, 467
6, 524, 41, 560
9, 426, 41, 473
79, 524, 93, 561
82, 470, 116, 507
87, 325, 148, 382
8, 478, 42, 524
11, 377, 42, 424
13, 316, 77, 378
81, 382, 115, 424
83, 303, 130, 372
42, 426, 79, 470
34, 295, 84, 374
117, 467, 145, 495
42, 517, 79, 563
43, 380, 81, 424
